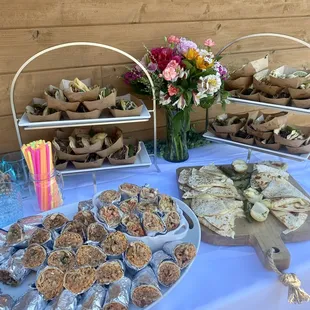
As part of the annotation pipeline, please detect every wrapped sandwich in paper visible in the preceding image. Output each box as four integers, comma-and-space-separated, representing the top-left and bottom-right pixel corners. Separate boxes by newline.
25, 98, 61, 122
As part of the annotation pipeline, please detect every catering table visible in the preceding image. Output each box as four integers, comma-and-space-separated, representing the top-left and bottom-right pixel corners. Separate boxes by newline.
21, 143, 310, 310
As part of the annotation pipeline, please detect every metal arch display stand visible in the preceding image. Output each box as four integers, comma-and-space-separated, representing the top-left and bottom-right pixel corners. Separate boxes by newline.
9, 42, 159, 192
204, 33, 310, 162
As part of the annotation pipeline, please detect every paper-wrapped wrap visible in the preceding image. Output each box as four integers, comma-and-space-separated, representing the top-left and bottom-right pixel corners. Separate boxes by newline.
109, 94, 144, 117
274, 126, 310, 147
286, 143, 310, 154
43, 213, 69, 232
71, 139, 103, 155
103, 277, 131, 310
229, 56, 268, 79
108, 139, 141, 165
150, 250, 181, 287
254, 137, 281, 150
83, 89, 117, 111
29, 228, 54, 249
0, 247, 15, 265
96, 260, 125, 285
55, 160, 68, 171
238, 88, 260, 101
208, 124, 228, 139
292, 98, 310, 109
22, 244, 47, 271
258, 93, 290, 106
12, 290, 47, 310
26, 98, 61, 123
76, 244, 107, 267
253, 69, 282, 96
131, 267, 162, 308
124, 241, 152, 271
0, 250, 30, 286
96, 127, 124, 158
250, 112, 288, 132
72, 157, 104, 169
224, 76, 252, 91
288, 87, 310, 99
47, 249, 76, 273
77, 284, 106, 310
0, 294, 14, 310
66, 109, 102, 120
212, 113, 248, 134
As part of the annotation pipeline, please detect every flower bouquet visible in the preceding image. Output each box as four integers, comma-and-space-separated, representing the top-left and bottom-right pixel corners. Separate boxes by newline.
124, 35, 228, 162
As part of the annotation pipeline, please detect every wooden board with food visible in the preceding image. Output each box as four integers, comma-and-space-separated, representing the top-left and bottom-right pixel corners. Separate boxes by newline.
176, 160, 310, 270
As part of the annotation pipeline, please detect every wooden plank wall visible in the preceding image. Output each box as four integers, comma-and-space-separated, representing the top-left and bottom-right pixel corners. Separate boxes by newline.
0, 0, 309, 153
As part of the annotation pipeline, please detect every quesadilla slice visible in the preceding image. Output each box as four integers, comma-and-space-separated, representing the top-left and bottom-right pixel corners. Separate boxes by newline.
265, 198, 310, 212
178, 168, 192, 185
255, 164, 289, 179
199, 165, 233, 183
197, 186, 243, 200
199, 217, 235, 238
254, 161, 288, 171
262, 179, 310, 202
250, 172, 287, 190
271, 210, 308, 234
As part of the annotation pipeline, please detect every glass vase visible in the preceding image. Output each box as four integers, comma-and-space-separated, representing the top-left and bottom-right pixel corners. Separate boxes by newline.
164, 108, 189, 163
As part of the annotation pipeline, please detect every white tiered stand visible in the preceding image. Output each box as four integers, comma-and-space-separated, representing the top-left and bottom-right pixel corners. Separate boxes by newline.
9, 42, 159, 192
204, 33, 310, 162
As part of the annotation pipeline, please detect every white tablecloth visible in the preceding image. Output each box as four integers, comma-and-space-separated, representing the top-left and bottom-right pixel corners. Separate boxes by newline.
23, 143, 310, 310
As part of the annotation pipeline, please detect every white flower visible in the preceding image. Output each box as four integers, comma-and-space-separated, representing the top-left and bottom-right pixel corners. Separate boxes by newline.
193, 91, 208, 106
159, 91, 171, 106
173, 95, 186, 110
178, 68, 189, 79
198, 75, 222, 96
198, 49, 214, 59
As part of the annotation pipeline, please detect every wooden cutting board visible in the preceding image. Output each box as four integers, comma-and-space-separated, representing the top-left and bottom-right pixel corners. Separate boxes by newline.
176, 165, 310, 271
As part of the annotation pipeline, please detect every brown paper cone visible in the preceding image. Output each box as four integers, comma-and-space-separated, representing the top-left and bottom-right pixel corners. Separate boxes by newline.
64, 87, 100, 102
254, 138, 281, 150
292, 98, 310, 109
230, 134, 254, 145
109, 94, 143, 117
230, 56, 269, 79
26, 111, 61, 122
224, 76, 253, 90
208, 124, 229, 139
246, 125, 273, 140
83, 91, 117, 111
45, 93, 80, 112
253, 69, 282, 96
259, 93, 290, 106
56, 150, 88, 161
288, 88, 310, 99
96, 128, 123, 158
66, 109, 102, 120
239, 89, 260, 101
108, 140, 141, 165
286, 144, 310, 154
71, 139, 104, 155
55, 161, 68, 171
212, 113, 248, 134
274, 134, 307, 147
55, 129, 72, 139
251, 112, 288, 132
72, 158, 104, 169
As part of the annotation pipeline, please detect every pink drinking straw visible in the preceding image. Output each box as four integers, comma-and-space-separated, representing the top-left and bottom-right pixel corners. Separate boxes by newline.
46, 143, 51, 210
33, 147, 42, 211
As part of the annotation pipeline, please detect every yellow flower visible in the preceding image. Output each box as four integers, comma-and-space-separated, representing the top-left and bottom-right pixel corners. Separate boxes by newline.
184, 48, 199, 60
196, 56, 214, 70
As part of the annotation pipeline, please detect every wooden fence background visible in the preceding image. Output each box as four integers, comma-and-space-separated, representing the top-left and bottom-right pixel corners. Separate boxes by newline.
0, 0, 309, 153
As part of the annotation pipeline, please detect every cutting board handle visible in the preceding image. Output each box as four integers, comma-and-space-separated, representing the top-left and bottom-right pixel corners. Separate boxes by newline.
251, 233, 291, 271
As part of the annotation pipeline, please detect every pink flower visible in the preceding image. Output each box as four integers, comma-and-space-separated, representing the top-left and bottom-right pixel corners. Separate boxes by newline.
166, 60, 179, 70
167, 35, 180, 44
162, 67, 178, 81
168, 84, 179, 96
204, 39, 215, 47
173, 94, 186, 110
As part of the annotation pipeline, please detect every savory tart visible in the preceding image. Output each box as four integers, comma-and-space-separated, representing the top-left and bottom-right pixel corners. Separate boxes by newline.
29, 228, 51, 246
22, 244, 46, 269
47, 249, 76, 272
163, 211, 180, 232
76, 245, 107, 267
98, 205, 121, 228
87, 222, 108, 243
73, 210, 96, 227
96, 260, 124, 284
142, 212, 165, 234
119, 183, 141, 197
64, 266, 96, 294
43, 213, 69, 230
54, 232, 83, 250
36, 266, 64, 300
99, 190, 121, 204
101, 231, 128, 256
125, 241, 152, 269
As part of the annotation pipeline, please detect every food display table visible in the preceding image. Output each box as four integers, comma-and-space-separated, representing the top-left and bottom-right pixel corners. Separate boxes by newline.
20, 143, 310, 310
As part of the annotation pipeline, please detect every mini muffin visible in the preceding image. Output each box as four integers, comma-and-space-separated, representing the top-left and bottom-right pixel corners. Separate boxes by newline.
99, 190, 121, 204
29, 228, 51, 245
73, 210, 96, 227
140, 187, 158, 203
119, 197, 138, 214
137, 202, 158, 214
98, 205, 121, 228
6, 223, 24, 245
54, 232, 83, 250
87, 222, 108, 243
101, 231, 128, 256
142, 212, 165, 235
158, 194, 177, 213
22, 244, 46, 269
43, 213, 69, 230
64, 266, 96, 295
96, 260, 124, 284
103, 277, 131, 310
119, 183, 141, 197
163, 211, 180, 232
36, 266, 64, 300
125, 241, 152, 269
76, 245, 107, 267
62, 220, 86, 239
47, 249, 76, 272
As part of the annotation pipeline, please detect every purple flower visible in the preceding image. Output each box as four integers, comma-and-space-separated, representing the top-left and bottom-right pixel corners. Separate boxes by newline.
123, 70, 143, 85
214, 61, 228, 80
147, 62, 158, 73
176, 37, 198, 55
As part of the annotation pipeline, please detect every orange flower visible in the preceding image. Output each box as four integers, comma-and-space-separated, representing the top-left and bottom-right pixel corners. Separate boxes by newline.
196, 56, 214, 70
184, 48, 199, 60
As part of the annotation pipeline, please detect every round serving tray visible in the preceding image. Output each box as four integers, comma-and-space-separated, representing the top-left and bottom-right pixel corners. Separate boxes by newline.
0, 197, 201, 310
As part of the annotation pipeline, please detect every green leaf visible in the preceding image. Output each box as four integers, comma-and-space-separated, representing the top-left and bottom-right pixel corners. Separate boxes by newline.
200, 96, 215, 109
181, 79, 189, 89
172, 110, 184, 134
182, 60, 193, 70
